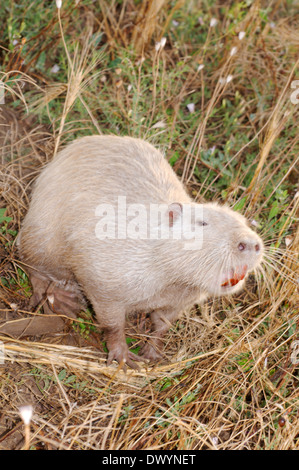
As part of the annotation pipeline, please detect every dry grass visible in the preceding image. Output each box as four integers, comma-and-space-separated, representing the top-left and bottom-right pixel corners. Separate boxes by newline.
0, 0, 298, 450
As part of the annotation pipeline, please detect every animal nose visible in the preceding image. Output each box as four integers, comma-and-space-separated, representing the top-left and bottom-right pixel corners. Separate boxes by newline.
238, 241, 261, 253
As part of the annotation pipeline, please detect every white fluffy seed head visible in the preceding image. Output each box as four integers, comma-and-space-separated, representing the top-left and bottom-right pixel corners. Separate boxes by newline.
19, 405, 33, 425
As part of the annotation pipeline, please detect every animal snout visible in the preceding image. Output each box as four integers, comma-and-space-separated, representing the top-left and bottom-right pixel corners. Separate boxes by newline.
238, 240, 261, 253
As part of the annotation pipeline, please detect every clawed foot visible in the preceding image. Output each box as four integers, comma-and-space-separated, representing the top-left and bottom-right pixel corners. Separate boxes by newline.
140, 342, 164, 363
106, 334, 165, 371
107, 344, 165, 370
107, 346, 148, 371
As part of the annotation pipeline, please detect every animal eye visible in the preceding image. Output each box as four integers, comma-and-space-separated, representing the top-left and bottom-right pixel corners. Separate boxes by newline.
197, 220, 208, 226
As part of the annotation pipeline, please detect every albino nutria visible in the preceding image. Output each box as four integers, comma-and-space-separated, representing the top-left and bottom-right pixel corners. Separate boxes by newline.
18, 136, 263, 368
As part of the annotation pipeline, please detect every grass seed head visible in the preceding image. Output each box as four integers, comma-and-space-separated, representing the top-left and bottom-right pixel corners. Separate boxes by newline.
19, 405, 33, 426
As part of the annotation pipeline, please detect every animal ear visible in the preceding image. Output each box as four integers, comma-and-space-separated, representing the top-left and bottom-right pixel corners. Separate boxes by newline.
167, 203, 183, 227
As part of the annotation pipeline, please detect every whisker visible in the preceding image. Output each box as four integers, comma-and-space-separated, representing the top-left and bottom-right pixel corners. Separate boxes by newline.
255, 265, 274, 300
263, 255, 298, 275
262, 259, 297, 284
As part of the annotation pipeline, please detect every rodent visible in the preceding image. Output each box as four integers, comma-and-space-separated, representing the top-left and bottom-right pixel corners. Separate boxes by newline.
18, 135, 264, 368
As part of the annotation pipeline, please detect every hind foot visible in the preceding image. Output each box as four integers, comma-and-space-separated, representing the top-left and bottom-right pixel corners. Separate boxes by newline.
27, 270, 85, 318
46, 283, 85, 319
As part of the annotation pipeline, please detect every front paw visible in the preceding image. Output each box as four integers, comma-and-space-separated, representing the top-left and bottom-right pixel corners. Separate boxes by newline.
107, 345, 146, 371
140, 342, 164, 363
